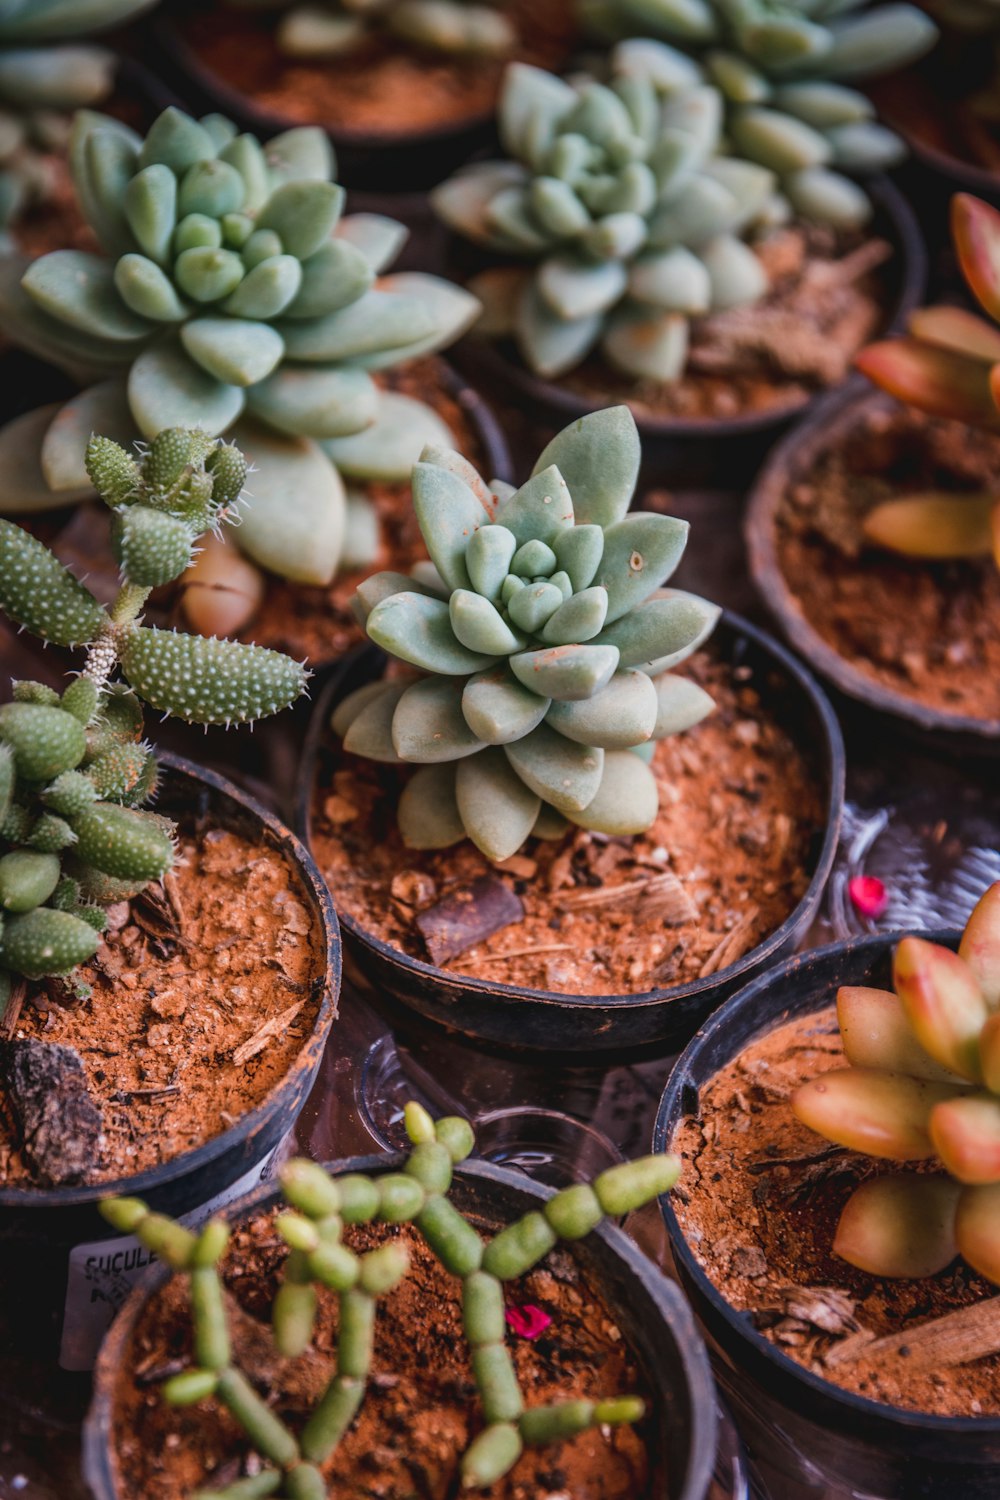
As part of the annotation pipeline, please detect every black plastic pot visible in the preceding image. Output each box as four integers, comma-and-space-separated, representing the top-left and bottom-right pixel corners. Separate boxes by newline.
652, 928, 1000, 1500
83, 1152, 719, 1500
0, 754, 340, 1379
447, 175, 927, 487
873, 59, 1000, 217
745, 382, 1000, 751
296, 611, 844, 1061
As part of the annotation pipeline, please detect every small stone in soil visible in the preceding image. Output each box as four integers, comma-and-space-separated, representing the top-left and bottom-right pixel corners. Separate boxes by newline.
415, 876, 524, 964
4, 1038, 104, 1186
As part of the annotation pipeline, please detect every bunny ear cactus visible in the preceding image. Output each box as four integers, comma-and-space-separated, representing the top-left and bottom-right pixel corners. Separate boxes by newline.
578, 1, 938, 228
0, 102, 480, 595
274, 0, 517, 60
433, 58, 779, 382
100, 1101, 681, 1494
0, 427, 308, 995
336, 406, 720, 861
792, 883, 1000, 1285
0, 0, 157, 238
855, 192, 1000, 571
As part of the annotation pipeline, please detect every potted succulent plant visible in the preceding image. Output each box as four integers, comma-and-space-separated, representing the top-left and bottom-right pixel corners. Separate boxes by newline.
83, 1103, 719, 1499
433, 45, 925, 477
0, 101, 493, 664
0, 425, 340, 1375
655, 883, 1000, 1499
746, 190, 1000, 744
299, 404, 844, 1057
147, 0, 578, 198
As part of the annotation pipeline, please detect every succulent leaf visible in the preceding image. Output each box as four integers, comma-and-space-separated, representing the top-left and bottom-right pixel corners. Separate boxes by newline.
120, 626, 309, 726
833, 1174, 960, 1278
792, 1067, 963, 1160
0, 520, 107, 646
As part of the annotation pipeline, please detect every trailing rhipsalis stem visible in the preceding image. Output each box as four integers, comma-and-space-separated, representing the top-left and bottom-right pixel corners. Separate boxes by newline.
336, 405, 720, 860
101, 1102, 682, 1493
793, 882, 1000, 1285
0, 427, 308, 993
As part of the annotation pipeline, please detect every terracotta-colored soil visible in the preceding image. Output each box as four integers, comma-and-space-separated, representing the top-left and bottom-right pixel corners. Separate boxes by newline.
559, 225, 890, 424
12, 153, 96, 262
230, 358, 491, 664
181, 0, 577, 136
774, 402, 1000, 722
111, 1210, 651, 1499
672, 1005, 1000, 1416
0, 824, 324, 1187
311, 649, 825, 996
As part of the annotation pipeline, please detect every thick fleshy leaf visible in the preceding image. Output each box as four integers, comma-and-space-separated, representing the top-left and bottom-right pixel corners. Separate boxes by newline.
538, 256, 627, 322
540, 586, 609, 645
456, 747, 541, 861
119, 625, 307, 725
229, 418, 345, 586
834, 1175, 960, 1278
504, 722, 604, 813
264, 125, 335, 184
421, 445, 497, 519
398, 763, 465, 850
335, 213, 409, 274
279, 290, 433, 363
114, 254, 188, 323
510, 644, 619, 702
23, 251, 152, 343
652, 673, 715, 737
592, 514, 689, 624
955, 1183, 1000, 1284
322, 394, 453, 483
837, 985, 964, 1082
792, 1067, 962, 1159
979, 1013, 1000, 1094
123, 163, 177, 265
0, 404, 95, 512
546, 668, 658, 748
508, 579, 563, 633
784, 166, 871, 230
411, 460, 486, 592
0, 517, 106, 644
257, 180, 344, 260
495, 465, 574, 547
862, 492, 995, 560
596, 591, 721, 669
628, 247, 711, 314
602, 306, 689, 383
466, 524, 516, 599
342, 681, 407, 763
392, 678, 484, 762
223, 255, 303, 320
352, 569, 444, 624
367, 592, 497, 675
138, 107, 214, 173
959, 883, 1000, 1011
564, 748, 658, 835
553, 524, 604, 590
731, 107, 831, 173
498, 63, 576, 161
908, 305, 1000, 364
703, 235, 768, 311
128, 342, 245, 439
931, 1094, 1000, 1185
180, 318, 284, 388
450, 590, 524, 655
283, 240, 372, 319
370, 273, 482, 365
219, 135, 270, 214
516, 281, 602, 380
855, 338, 1000, 432
40, 379, 134, 493
73, 115, 138, 258
246, 365, 378, 439
819, 6, 940, 82
430, 162, 528, 246
532, 407, 639, 529
331, 681, 390, 740
894, 935, 989, 1082
462, 666, 550, 745
952, 193, 1000, 325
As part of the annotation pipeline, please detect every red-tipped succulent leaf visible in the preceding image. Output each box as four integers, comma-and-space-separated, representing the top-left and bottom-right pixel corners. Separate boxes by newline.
861, 492, 996, 561
834, 1174, 960, 1278
952, 193, 1000, 327
955, 1182, 1000, 1284
836, 986, 963, 1082
855, 338, 1000, 431
959, 882, 1000, 1010
908, 305, 1000, 364
893, 936, 989, 1082
792, 1068, 963, 1161
930, 1093, 1000, 1185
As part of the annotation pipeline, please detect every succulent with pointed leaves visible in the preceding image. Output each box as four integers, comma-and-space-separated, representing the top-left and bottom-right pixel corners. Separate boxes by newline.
792, 883, 1000, 1284
855, 192, 1000, 571
0, 102, 480, 597
336, 406, 719, 861
0, 427, 308, 993
0, 0, 157, 239
265, 0, 516, 60
577, 0, 938, 227
433, 57, 782, 382
100, 1101, 680, 1493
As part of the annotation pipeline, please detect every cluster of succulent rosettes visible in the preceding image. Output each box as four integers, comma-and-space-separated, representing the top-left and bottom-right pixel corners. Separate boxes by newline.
578, 0, 937, 227
0, 0, 155, 237
337, 408, 719, 861
102, 1101, 680, 1494
433, 58, 783, 381
270, 0, 516, 59
793, 883, 1000, 1285
855, 192, 1000, 572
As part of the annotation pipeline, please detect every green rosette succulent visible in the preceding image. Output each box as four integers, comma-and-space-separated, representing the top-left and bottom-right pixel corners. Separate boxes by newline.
433, 59, 780, 382
0, 104, 480, 592
0, 426, 308, 994
336, 406, 720, 861
0, 0, 157, 237
265, 0, 517, 59
578, 0, 939, 226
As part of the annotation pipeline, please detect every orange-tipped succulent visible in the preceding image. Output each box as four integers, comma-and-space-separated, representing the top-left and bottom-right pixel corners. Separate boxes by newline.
854, 193, 1000, 573
793, 883, 1000, 1284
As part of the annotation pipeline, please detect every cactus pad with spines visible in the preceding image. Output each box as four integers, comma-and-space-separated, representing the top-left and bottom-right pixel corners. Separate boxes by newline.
0, 426, 308, 988
793, 883, 1000, 1285
100, 1103, 682, 1494
339, 406, 719, 859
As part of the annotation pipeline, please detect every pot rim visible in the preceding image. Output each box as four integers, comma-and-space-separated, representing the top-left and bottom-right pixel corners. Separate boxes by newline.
448, 174, 927, 442
0, 752, 341, 1211
652, 925, 1000, 1436
82, 1152, 720, 1500
875, 60, 1000, 201
297, 609, 845, 1016
744, 381, 1000, 741
437, 356, 514, 488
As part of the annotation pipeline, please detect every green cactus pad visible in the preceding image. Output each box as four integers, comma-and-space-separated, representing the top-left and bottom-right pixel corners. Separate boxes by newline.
119, 625, 310, 725
71, 801, 174, 882
113, 504, 195, 587
0, 702, 88, 781
1, 905, 101, 978
0, 520, 107, 646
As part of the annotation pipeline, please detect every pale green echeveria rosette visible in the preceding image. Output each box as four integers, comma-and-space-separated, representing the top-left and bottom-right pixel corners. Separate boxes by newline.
266, 0, 517, 60
0, 104, 481, 595
577, 0, 939, 228
0, 0, 158, 237
432, 59, 779, 383
336, 406, 721, 862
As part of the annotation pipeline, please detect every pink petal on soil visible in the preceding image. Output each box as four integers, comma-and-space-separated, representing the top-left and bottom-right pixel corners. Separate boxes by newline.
505, 1304, 552, 1340
849, 875, 889, 921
